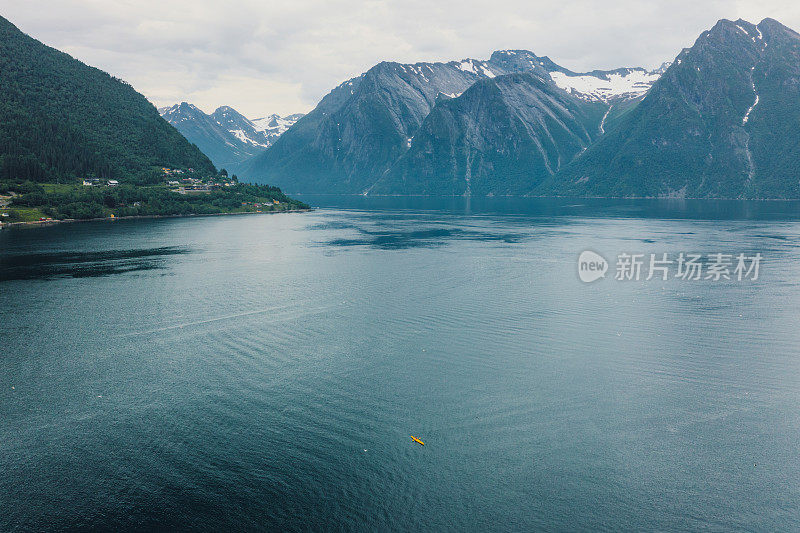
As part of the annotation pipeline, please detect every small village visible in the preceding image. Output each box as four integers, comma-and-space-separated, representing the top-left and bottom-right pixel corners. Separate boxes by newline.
1, 166, 290, 227
78, 167, 246, 195
161, 166, 231, 194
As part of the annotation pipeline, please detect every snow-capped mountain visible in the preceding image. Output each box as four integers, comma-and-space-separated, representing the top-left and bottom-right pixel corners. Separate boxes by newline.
488, 50, 668, 102
252, 113, 305, 139
211, 106, 270, 148
542, 18, 800, 199
245, 49, 665, 193
159, 103, 303, 173
175, 18, 800, 199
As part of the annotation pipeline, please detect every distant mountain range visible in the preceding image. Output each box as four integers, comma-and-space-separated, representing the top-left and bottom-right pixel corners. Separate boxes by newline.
158, 104, 302, 174
243, 51, 664, 194
6, 10, 799, 199
239, 17, 800, 199
0, 15, 215, 183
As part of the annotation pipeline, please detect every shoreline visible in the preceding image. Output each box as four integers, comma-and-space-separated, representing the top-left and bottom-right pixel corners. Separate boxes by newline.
0, 208, 313, 230
294, 193, 800, 202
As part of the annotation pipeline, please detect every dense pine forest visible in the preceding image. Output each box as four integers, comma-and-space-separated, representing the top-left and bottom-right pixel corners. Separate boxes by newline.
0, 15, 215, 183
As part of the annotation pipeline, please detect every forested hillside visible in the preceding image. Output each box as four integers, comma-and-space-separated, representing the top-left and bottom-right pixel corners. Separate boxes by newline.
0, 15, 215, 184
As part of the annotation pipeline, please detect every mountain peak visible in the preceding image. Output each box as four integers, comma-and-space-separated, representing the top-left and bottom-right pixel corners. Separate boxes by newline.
159, 103, 304, 173
709, 18, 756, 35
758, 17, 800, 40
212, 106, 250, 123
689, 18, 768, 53
489, 49, 537, 59
758, 17, 786, 29
174, 101, 202, 114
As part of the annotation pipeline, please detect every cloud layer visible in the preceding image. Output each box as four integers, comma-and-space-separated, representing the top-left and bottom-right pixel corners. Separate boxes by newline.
4, 0, 800, 117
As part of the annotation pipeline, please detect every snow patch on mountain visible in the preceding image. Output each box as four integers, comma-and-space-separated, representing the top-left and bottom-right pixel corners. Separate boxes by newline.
549, 68, 661, 102
231, 129, 268, 147
251, 114, 303, 137
743, 67, 759, 125
457, 59, 478, 74
599, 105, 613, 134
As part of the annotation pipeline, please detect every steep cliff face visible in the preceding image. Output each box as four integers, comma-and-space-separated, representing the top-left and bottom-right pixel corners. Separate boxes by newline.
541, 18, 800, 198
242, 75, 365, 191
373, 73, 607, 195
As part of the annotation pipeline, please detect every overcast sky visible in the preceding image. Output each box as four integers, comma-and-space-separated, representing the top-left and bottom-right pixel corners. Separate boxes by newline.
4, 1, 800, 118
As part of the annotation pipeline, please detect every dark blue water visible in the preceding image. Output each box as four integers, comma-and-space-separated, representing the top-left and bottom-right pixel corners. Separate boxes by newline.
2, 198, 800, 531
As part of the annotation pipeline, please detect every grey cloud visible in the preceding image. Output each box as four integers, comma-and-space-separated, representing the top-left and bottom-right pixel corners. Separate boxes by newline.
4, 0, 799, 117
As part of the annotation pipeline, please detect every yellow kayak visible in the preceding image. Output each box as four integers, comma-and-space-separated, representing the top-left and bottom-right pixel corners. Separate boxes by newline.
410, 435, 425, 446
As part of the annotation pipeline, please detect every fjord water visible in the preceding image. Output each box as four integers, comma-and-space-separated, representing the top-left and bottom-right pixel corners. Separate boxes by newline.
3, 198, 800, 531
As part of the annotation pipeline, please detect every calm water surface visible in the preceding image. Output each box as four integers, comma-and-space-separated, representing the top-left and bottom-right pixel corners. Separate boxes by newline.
2, 198, 800, 531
